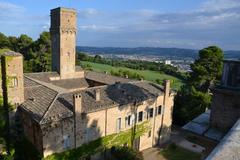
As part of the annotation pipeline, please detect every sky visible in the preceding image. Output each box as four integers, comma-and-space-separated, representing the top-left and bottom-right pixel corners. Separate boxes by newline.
0, 0, 240, 50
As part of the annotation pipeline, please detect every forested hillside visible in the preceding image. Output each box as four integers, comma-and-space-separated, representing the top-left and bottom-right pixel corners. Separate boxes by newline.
77, 46, 240, 59
0, 31, 51, 72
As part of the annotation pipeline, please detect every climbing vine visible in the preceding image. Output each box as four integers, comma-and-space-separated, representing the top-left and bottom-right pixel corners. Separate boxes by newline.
44, 121, 151, 160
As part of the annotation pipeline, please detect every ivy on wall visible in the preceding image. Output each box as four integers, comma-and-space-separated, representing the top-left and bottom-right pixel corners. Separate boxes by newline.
44, 121, 150, 160
0, 54, 13, 156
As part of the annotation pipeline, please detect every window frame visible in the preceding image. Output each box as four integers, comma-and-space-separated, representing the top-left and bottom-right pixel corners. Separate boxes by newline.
148, 108, 154, 118
138, 111, 143, 122
116, 118, 121, 132
158, 105, 162, 115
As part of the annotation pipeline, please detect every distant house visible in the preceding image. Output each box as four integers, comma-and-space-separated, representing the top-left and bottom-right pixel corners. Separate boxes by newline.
164, 60, 172, 65
0, 7, 175, 158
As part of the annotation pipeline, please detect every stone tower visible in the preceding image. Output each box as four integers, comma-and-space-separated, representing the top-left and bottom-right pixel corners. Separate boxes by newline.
1, 51, 24, 106
50, 7, 77, 79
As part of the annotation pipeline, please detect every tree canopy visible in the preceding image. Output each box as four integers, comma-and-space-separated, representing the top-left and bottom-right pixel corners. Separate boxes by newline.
189, 46, 223, 92
173, 46, 224, 125
0, 32, 51, 73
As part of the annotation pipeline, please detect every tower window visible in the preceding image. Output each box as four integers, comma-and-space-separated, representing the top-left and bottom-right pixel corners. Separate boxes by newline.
66, 52, 71, 62
11, 77, 18, 87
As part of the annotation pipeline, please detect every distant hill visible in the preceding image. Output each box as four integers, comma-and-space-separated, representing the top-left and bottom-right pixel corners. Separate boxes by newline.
76, 46, 240, 59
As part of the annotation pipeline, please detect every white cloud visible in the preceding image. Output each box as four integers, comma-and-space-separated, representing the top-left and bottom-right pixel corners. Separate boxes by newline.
79, 24, 119, 32
77, 2, 240, 49
0, 1, 23, 11
0, 1, 24, 20
200, 0, 240, 11
1, 0, 240, 49
78, 8, 102, 19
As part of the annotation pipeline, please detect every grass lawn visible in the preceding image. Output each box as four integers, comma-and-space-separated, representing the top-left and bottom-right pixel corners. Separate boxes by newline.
160, 145, 202, 160
80, 61, 183, 90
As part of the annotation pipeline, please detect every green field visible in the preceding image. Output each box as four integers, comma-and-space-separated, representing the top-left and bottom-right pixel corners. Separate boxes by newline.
80, 61, 183, 90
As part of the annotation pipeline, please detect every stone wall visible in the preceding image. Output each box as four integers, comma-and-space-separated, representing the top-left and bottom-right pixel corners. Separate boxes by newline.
74, 93, 173, 153
210, 88, 240, 132
19, 110, 43, 154
41, 117, 75, 157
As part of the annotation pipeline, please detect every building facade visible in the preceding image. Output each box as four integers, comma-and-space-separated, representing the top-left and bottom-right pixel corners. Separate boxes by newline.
210, 60, 240, 132
0, 7, 175, 159
19, 73, 174, 157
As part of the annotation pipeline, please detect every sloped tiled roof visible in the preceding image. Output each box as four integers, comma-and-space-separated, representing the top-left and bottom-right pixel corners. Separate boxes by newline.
25, 72, 89, 90
85, 71, 133, 84
20, 71, 164, 125
39, 81, 163, 124
21, 77, 58, 122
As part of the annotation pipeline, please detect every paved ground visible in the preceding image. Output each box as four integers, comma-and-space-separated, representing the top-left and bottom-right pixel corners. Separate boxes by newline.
142, 126, 218, 160
142, 147, 166, 160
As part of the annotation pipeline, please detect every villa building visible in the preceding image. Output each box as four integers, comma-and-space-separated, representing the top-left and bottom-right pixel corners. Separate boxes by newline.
0, 7, 175, 158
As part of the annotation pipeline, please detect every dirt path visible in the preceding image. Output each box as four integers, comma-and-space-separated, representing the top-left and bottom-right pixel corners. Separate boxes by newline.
142, 147, 166, 160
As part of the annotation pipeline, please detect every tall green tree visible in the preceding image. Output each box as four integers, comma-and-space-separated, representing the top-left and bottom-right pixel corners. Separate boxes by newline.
0, 32, 10, 49
173, 46, 224, 125
8, 36, 18, 51
34, 31, 51, 53
17, 34, 33, 56
173, 86, 211, 125
190, 46, 224, 92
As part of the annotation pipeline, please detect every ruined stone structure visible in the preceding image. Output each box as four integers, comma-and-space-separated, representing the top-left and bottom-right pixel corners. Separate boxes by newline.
0, 52, 24, 106
210, 60, 240, 132
0, 7, 175, 159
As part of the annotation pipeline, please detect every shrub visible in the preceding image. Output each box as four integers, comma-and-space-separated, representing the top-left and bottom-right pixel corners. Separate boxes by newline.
168, 143, 177, 150
111, 146, 143, 160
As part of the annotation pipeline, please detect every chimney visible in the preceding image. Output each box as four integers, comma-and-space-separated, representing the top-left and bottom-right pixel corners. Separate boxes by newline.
73, 94, 83, 114
95, 88, 101, 101
164, 80, 170, 97
163, 80, 170, 107
73, 93, 83, 148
